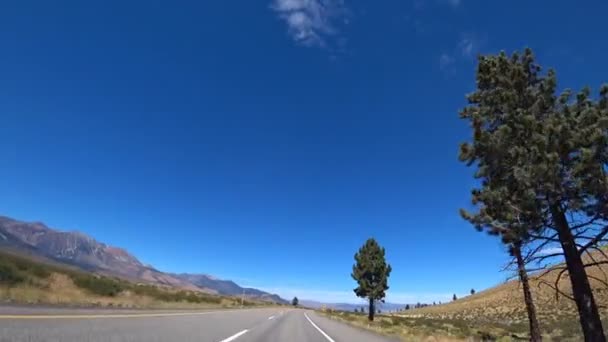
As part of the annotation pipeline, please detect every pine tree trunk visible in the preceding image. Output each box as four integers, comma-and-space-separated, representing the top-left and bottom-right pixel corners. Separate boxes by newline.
512, 242, 542, 342
551, 204, 606, 341
368, 298, 375, 321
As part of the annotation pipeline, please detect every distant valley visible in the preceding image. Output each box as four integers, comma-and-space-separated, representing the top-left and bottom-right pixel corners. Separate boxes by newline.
300, 300, 407, 312
0, 215, 287, 304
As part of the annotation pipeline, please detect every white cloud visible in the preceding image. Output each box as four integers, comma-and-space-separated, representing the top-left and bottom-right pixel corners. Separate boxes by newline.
459, 37, 474, 57
538, 247, 564, 256
271, 0, 346, 47
439, 53, 455, 70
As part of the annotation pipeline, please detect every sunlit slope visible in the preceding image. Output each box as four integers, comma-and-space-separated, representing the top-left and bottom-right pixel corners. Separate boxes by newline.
404, 250, 608, 335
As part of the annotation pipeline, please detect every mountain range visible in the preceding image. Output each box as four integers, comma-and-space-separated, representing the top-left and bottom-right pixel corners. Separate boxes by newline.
299, 300, 408, 312
0, 215, 287, 304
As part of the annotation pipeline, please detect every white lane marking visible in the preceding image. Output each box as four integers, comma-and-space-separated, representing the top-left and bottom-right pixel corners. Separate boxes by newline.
268, 315, 275, 320
304, 312, 335, 342
219, 329, 249, 342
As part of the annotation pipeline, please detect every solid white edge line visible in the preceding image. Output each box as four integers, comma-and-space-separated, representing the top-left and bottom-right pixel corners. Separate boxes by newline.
304, 312, 336, 342
219, 329, 249, 342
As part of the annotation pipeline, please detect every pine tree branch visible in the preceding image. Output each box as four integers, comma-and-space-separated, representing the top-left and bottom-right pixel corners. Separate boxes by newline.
537, 279, 575, 302
578, 225, 608, 255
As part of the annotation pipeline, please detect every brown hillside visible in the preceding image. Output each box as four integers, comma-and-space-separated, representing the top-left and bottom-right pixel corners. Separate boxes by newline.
401, 250, 608, 339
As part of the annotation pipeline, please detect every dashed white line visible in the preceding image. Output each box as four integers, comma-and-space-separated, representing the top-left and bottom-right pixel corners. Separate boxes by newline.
268, 315, 275, 320
218, 329, 249, 342
304, 312, 335, 342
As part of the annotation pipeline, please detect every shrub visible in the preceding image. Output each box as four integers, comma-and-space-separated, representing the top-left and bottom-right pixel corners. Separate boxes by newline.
0, 263, 25, 285
30, 265, 51, 278
0, 253, 52, 282
71, 275, 124, 297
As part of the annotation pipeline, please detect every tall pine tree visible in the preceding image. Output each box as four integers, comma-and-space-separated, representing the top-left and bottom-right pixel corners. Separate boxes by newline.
459, 48, 608, 341
351, 238, 391, 321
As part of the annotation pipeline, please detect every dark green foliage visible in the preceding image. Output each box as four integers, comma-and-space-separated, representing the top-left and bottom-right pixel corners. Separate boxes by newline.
460, 51, 606, 240
71, 274, 124, 297
0, 263, 25, 285
459, 48, 608, 341
291, 296, 298, 306
69, 272, 226, 304
29, 265, 51, 279
470, 289, 475, 295
144, 288, 222, 304
459, 48, 608, 245
0, 252, 54, 286
453, 294, 457, 301
405, 304, 410, 310
351, 238, 391, 321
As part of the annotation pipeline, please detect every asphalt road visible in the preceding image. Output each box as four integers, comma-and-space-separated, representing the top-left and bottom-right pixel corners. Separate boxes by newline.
0, 306, 398, 342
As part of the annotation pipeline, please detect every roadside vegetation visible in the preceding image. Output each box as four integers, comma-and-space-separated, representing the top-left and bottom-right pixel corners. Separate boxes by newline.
0, 251, 264, 309
458, 48, 608, 340
351, 238, 391, 322
320, 309, 513, 342
322, 260, 608, 342
329, 48, 608, 341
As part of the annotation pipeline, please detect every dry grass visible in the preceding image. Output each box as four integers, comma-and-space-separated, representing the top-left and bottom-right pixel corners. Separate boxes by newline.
320, 310, 495, 342
322, 251, 608, 341
399, 254, 608, 340
0, 272, 227, 309
0, 251, 274, 310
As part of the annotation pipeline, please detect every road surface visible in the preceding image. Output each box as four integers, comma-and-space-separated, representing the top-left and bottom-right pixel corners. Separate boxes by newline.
0, 306, 398, 342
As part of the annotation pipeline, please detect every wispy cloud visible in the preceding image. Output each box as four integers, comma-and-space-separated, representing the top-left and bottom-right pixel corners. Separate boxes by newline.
538, 247, 564, 256
438, 33, 484, 73
271, 0, 347, 48
439, 53, 455, 70
458, 33, 485, 58
447, 0, 461, 7
458, 37, 474, 57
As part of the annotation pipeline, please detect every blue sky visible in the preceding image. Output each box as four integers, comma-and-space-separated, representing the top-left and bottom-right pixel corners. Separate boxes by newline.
0, 0, 607, 304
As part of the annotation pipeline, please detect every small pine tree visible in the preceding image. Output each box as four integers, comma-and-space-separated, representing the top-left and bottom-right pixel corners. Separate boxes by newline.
405, 304, 410, 310
470, 289, 475, 295
452, 294, 457, 301
351, 238, 391, 321
291, 297, 298, 307
354, 308, 358, 313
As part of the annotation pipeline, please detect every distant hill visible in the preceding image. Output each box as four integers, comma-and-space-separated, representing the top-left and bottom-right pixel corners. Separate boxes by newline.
300, 299, 407, 312
172, 273, 287, 304
0, 215, 286, 304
